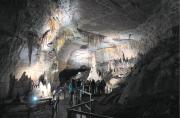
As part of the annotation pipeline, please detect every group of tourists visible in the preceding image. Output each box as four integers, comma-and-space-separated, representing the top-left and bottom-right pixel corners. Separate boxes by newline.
83, 79, 106, 95
67, 79, 106, 102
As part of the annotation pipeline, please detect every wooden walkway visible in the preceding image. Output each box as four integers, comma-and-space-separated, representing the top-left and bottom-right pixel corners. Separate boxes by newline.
53, 92, 109, 118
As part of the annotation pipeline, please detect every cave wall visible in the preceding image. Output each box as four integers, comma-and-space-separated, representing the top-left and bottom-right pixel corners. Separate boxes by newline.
101, 25, 179, 118
0, 0, 79, 100
128, 0, 179, 54
58, 41, 82, 70
95, 0, 179, 80
100, 0, 179, 106
0, 0, 60, 100
116, 0, 179, 104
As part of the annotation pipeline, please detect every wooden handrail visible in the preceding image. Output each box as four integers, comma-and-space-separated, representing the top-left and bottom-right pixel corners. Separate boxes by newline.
68, 109, 113, 118
37, 97, 52, 102
79, 89, 92, 96
67, 99, 94, 109
67, 99, 113, 118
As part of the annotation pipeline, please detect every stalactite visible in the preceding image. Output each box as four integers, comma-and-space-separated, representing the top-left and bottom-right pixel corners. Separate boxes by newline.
26, 31, 39, 65
41, 30, 51, 45
77, 28, 105, 47
27, 38, 33, 65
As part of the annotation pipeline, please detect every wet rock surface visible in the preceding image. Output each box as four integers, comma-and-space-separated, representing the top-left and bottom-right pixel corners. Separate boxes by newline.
99, 25, 179, 117
102, 93, 178, 118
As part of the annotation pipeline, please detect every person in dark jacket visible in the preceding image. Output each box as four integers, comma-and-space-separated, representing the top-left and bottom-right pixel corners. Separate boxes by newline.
90, 79, 96, 95
77, 79, 82, 89
100, 79, 106, 94
96, 80, 101, 95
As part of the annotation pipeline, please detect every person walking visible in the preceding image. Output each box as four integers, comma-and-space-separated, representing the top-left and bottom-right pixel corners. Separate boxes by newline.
68, 79, 76, 105
96, 80, 101, 95
101, 80, 106, 94
90, 79, 96, 95
77, 79, 82, 90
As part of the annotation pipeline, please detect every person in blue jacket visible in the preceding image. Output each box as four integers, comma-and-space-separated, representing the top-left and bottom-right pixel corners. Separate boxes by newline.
68, 79, 76, 104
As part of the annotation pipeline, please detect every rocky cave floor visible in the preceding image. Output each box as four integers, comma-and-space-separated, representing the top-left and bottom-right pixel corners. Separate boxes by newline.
95, 92, 179, 118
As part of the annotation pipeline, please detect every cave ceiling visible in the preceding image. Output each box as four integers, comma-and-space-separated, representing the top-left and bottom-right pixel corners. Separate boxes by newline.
59, 0, 162, 67
70, 0, 162, 48
77, 0, 161, 34
0, 0, 164, 71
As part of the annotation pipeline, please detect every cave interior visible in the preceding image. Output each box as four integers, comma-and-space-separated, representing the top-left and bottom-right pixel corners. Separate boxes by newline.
0, 0, 179, 118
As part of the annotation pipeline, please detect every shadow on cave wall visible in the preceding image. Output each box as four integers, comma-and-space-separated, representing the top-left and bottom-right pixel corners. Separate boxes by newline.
7, 72, 32, 101
99, 25, 179, 118
7, 71, 50, 102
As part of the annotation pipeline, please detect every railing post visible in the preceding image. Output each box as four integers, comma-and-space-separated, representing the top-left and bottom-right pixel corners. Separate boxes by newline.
64, 87, 66, 99
80, 108, 82, 118
52, 100, 56, 118
27, 108, 30, 118
80, 90, 82, 101
83, 83, 84, 92
56, 96, 59, 117
90, 94, 92, 113
67, 109, 72, 118
90, 94, 92, 101
91, 100, 95, 113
